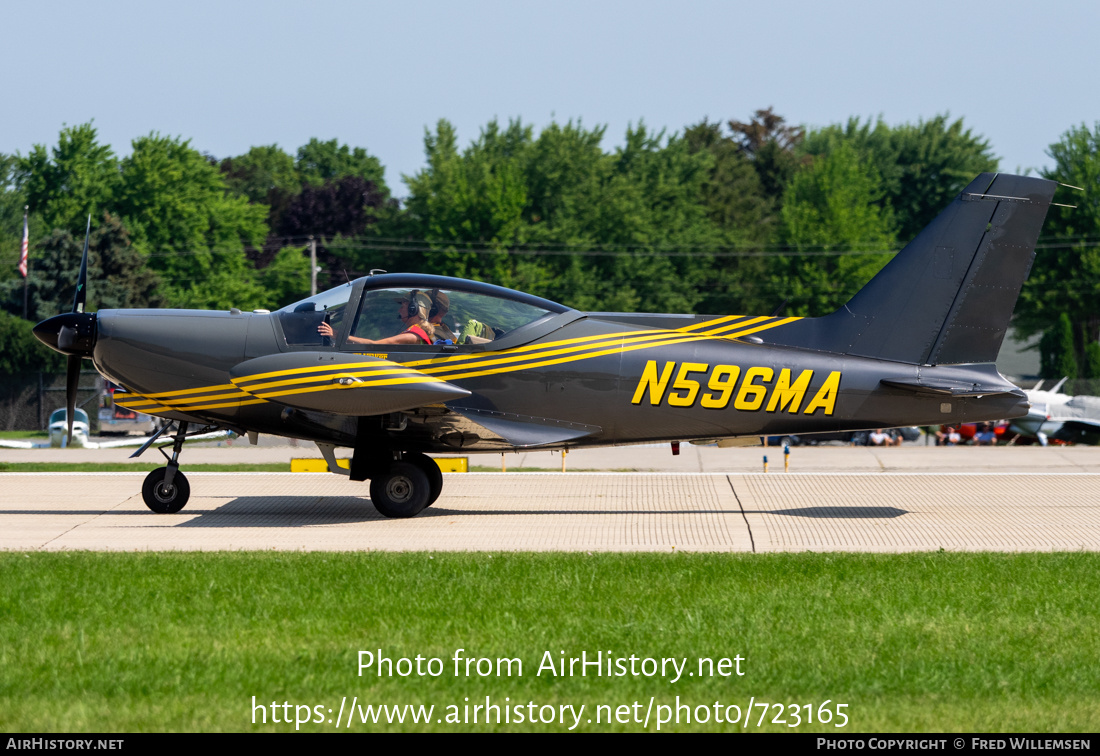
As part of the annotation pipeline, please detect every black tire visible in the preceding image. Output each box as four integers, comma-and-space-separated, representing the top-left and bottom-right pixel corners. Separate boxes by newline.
369, 462, 430, 518
404, 452, 444, 507
141, 467, 190, 514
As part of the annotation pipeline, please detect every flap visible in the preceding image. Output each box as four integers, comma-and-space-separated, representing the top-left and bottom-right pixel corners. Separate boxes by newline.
447, 406, 601, 448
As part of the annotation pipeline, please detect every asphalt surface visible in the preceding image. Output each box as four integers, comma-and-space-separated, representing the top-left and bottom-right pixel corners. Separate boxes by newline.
1, 443, 1098, 552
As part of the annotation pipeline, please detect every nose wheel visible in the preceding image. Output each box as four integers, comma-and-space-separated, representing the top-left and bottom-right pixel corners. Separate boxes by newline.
140, 421, 193, 513
142, 467, 191, 513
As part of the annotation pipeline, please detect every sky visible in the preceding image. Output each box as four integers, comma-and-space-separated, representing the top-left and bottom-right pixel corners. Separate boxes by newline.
3, 0, 1097, 196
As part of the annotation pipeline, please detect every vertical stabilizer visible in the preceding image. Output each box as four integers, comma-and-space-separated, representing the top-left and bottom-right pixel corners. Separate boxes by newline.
764, 173, 1057, 365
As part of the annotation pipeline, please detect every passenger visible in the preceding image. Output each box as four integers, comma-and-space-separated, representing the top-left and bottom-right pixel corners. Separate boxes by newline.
320, 290, 434, 345
428, 289, 457, 343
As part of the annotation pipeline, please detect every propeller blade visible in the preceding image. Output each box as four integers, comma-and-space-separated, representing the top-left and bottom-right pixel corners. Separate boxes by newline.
65, 354, 81, 443
72, 214, 91, 314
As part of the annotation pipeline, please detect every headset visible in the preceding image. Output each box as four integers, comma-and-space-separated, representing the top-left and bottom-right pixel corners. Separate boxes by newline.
403, 290, 423, 320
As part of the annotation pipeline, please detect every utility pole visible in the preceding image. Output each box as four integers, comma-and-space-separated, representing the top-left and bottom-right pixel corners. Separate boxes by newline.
309, 235, 317, 296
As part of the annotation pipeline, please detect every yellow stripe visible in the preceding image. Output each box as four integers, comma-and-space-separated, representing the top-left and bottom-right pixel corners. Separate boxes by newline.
142, 383, 237, 399
253, 376, 445, 401
232, 359, 406, 384
415, 329, 702, 378
237, 367, 446, 395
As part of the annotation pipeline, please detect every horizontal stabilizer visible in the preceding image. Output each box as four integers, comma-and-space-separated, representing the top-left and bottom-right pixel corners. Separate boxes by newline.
879, 380, 1015, 397
230, 352, 470, 416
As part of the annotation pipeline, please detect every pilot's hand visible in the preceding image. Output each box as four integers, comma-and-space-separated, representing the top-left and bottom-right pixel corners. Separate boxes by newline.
318, 321, 334, 338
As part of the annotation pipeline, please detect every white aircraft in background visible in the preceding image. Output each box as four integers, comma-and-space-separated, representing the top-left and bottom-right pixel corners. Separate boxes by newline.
0, 408, 229, 450
1010, 378, 1100, 445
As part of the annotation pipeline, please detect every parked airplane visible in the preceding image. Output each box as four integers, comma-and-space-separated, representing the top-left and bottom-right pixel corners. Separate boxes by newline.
32, 173, 1060, 517
1010, 378, 1100, 445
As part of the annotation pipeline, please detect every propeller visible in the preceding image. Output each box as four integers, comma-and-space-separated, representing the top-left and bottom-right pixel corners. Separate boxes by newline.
64, 216, 92, 442
31, 215, 96, 444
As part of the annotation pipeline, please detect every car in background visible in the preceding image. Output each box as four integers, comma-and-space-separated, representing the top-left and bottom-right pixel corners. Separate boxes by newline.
99, 380, 160, 435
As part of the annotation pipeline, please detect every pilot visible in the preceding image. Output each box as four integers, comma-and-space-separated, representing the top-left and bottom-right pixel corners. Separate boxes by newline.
319, 290, 435, 345
428, 289, 457, 343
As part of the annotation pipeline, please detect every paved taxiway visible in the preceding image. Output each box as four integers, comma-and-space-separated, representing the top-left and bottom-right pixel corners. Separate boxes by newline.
2, 445, 1099, 552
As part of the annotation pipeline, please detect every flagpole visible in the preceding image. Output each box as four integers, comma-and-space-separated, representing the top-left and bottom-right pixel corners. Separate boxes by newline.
20, 206, 29, 320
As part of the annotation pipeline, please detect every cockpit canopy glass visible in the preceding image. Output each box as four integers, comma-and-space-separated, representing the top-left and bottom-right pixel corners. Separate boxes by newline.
350, 287, 552, 346
277, 283, 354, 346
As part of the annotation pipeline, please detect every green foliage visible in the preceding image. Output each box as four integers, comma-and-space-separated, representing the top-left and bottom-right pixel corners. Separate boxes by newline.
1016, 123, 1100, 367
1056, 313, 1079, 379
1083, 341, 1100, 380
257, 245, 311, 309
777, 144, 897, 315
1, 214, 165, 321
1040, 313, 1079, 380
801, 114, 998, 243
114, 133, 270, 310
16, 123, 119, 236
3, 552, 1100, 731
220, 145, 299, 204
0, 310, 64, 374
401, 118, 728, 313
728, 107, 806, 201
296, 137, 388, 196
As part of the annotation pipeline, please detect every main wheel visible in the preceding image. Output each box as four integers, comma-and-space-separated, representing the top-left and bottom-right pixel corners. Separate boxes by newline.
369, 462, 431, 518
404, 452, 443, 507
142, 467, 191, 514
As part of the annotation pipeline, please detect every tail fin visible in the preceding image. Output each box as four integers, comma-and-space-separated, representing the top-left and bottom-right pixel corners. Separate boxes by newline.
765, 173, 1057, 365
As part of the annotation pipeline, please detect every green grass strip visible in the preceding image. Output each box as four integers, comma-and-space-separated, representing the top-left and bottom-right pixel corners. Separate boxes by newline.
0, 463, 290, 473
1, 552, 1097, 732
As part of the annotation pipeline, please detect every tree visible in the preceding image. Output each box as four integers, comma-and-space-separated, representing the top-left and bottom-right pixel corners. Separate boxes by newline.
220, 145, 299, 204
1016, 123, 1100, 364
1039, 312, 1079, 380
801, 114, 998, 243
257, 245, 311, 309
114, 133, 269, 310
15, 122, 119, 236
0, 214, 165, 321
776, 143, 897, 316
728, 107, 806, 201
0, 310, 64, 375
296, 138, 388, 196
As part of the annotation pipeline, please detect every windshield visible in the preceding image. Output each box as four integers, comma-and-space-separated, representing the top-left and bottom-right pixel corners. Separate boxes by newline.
278, 283, 355, 346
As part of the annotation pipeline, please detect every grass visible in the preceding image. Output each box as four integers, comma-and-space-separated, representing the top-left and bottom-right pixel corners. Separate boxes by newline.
0, 552, 1097, 732
0, 430, 48, 440
0, 462, 290, 473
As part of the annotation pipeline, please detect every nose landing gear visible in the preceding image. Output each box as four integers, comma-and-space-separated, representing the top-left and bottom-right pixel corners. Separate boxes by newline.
141, 421, 191, 514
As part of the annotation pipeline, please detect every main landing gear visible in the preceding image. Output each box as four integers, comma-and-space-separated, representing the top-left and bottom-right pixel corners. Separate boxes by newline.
141, 421, 191, 514
368, 451, 443, 519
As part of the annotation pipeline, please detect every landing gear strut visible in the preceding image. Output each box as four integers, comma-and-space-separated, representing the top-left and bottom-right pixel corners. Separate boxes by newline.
141, 421, 191, 514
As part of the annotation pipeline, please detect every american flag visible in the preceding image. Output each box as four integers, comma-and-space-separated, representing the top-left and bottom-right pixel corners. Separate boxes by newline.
17, 212, 28, 278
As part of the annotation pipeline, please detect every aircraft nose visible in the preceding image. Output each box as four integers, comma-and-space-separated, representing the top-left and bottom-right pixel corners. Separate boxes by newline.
33, 312, 98, 356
